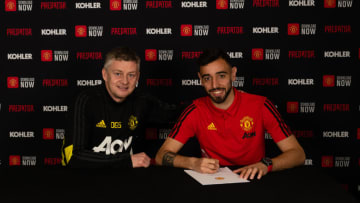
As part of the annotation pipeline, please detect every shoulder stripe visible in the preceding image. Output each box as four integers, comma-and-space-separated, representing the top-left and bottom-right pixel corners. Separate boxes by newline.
264, 100, 291, 137
168, 104, 196, 139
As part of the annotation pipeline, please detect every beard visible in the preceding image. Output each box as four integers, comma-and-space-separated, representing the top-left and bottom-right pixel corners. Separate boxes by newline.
207, 87, 232, 104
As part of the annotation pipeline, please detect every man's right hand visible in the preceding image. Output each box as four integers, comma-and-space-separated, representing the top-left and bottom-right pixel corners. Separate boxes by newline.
131, 152, 151, 168
191, 157, 220, 174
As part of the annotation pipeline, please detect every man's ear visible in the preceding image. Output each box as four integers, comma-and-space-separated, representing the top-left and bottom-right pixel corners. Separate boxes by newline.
231, 66, 237, 81
102, 68, 107, 81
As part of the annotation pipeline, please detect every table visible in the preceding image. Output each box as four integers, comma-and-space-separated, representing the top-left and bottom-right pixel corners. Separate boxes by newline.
1, 166, 359, 202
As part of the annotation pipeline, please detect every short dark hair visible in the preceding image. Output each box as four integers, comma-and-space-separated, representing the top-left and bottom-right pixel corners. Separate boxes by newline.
104, 46, 140, 70
197, 48, 232, 67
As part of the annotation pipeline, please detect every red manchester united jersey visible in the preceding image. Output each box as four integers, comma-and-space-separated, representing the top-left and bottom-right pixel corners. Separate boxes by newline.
169, 88, 291, 166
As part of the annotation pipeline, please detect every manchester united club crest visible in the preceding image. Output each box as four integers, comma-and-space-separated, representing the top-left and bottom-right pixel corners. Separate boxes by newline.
240, 116, 254, 132
128, 115, 138, 130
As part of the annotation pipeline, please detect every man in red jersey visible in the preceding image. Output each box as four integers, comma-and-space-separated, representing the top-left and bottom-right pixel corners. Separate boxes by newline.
155, 48, 305, 180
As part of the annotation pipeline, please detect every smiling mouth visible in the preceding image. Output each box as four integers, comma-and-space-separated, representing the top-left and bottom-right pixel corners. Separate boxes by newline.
210, 88, 225, 95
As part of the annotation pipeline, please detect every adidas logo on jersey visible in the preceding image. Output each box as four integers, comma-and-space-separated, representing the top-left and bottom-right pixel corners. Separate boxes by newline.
207, 122, 217, 130
96, 120, 107, 128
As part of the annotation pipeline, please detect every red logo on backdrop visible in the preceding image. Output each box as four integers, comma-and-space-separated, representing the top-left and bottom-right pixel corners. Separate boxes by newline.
9, 155, 21, 166
252, 48, 264, 60
322, 156, 334, 167
216, 0, 228, 9
287, 102, 299, 113
181, 25, 193, 36
324, 0, 336, 8
145, 49, 157, 61
75, 25, 87, 37
43, 128, 55, 140
7, 77, 19, 88
145, 128, 158, 140
110, 0, 121, 10
323, 75, 335, 87
357, 128, 360, 140
41, 50, 53, 62
288, 23, 300, 35
5, 0, 17, 11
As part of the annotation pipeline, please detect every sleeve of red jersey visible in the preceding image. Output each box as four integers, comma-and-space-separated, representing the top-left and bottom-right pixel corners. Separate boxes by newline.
167, 103, 197, 144
262, 99, 292, 143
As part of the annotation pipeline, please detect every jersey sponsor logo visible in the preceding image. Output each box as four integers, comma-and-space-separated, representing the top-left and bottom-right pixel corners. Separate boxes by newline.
243, 132, 256, 139
240, 116, 254, 132
207, 122, 217, 131
96, 120, 107, 128
93, 136, 133, 155
111, 122, 122, 128
128, 115, 138, 130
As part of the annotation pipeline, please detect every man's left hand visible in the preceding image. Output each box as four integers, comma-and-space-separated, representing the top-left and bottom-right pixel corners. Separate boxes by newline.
233, 162, 268, 180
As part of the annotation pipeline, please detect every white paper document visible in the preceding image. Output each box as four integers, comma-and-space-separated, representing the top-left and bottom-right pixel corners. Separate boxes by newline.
184, 167, 250, 185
